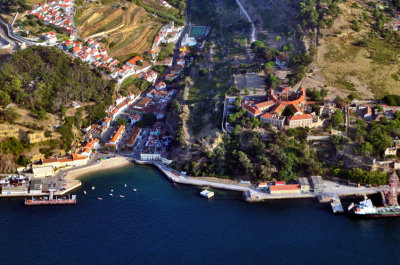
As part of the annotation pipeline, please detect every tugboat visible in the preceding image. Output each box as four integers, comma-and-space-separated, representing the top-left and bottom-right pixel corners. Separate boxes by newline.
348, 171, 400, 218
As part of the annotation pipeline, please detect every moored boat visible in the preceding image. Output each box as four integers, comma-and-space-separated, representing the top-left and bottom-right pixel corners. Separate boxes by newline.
348, 171, 400, 218
348, 196, 400, 218
200, 190, 214, 199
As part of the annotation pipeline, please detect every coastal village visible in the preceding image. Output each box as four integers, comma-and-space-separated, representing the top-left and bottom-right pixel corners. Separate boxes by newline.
0, 0, 400, 213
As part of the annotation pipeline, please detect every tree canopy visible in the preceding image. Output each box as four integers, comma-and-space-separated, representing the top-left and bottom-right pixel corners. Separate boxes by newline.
0, 47, 114, 113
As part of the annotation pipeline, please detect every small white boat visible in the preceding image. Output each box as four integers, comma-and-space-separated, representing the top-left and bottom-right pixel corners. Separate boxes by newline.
109, 193, 114, 197
92, 186, 95, 190
83, 191, 87, 195
111, 189, 114, 192
98, 197, 103, 200
133, 189, 137, 192
120, 195, 125, 198
124, 184, 127, 187
200, 190, 214, 199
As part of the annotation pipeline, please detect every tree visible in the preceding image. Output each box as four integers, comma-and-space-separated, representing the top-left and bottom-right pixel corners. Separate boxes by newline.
237, 151, 252, 175
37, 109, 48, 120
0, 108, 21, 123
331, 110, 344, 128
0, 90, 11, 107
310, 103, 320, 116
15, 155, 30, 167
265, 75, 281, 89
116, 117, 127, 126
136, 113, 156, 127
200, 68, 208, 75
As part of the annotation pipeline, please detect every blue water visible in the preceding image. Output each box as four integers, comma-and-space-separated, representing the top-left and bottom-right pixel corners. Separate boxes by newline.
1, 165, 400, 264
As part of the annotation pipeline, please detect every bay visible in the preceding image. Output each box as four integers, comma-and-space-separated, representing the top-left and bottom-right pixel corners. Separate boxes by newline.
1, 165, 399, 264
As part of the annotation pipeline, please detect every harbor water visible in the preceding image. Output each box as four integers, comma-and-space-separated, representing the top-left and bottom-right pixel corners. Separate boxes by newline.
1, 165, 400, 264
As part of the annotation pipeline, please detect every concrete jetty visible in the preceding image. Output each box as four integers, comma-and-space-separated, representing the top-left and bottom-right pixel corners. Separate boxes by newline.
133, 158, 385, 202
135, 159, 319, 202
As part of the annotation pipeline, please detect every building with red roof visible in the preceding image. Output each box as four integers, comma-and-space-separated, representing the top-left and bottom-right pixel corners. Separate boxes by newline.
288, 114, 313, 128
242, 104, 262, 117
269, 184, 301, 194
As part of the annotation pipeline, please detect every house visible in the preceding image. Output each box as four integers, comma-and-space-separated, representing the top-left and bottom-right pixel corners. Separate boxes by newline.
45, 31, 57, 43
288, 114, 313, 128
130, 114, 140, 124
135, 97, 152, 109
126, 56, 142, 66
88, 124, 106, 139
260, 112, 285, 129
385, 147, 397, 156
80, 138, 99, 157
106, 125, 125, 148
269, 184, 301, 194
155, 82, 167, 90
147, 89, 169, 99
165, 73, 179, 81
102, 117, 112, 128
126, 127, 142, 148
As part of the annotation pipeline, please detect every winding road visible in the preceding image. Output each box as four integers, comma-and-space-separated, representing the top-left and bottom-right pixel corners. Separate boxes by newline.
235, 0, 256, 43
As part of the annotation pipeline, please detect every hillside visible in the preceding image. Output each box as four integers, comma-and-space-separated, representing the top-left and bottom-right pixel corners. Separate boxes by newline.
0, 46, 115, 172
75, 0, 182, 61
304, 0, 400, 99
0, 46, 114, 113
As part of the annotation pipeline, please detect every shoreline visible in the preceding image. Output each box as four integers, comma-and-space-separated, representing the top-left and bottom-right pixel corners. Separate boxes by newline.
64, 156, 133, 181
2, 155, 382, 201
62, 156, 383, 202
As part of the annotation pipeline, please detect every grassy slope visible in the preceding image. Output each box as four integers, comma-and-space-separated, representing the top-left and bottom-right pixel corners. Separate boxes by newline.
316, 0, 400, 99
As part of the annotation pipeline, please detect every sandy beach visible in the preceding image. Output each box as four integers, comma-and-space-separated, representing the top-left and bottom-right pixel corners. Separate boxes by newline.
64, 156, 133, 181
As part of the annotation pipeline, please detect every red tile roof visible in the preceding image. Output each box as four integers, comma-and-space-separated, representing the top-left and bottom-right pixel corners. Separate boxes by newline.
260, 112, 277, 119
255, 100, 275, 110
110, 125, 125, 143
270, 184, 301, 191
242, 104, 261, 115
289, 114, 312, 121
272, 103, 286, 114
127, 56, 142, 65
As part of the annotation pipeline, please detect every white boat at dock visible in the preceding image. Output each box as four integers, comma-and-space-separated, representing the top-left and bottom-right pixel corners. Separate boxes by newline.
200, 190, 214, 199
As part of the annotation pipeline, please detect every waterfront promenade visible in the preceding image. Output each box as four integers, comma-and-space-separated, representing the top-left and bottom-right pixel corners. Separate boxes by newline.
133, 159, 384, 202
0, 154, 385, 201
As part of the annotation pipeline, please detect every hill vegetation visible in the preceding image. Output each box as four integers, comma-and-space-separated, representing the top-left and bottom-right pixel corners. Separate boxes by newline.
310, 0, 400, 99
0, 46, 114, 113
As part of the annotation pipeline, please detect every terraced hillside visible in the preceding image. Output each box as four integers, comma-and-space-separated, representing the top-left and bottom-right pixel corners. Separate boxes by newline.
75, 0, 176, 61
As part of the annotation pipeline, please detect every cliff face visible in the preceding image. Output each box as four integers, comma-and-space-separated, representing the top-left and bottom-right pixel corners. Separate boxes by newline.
0, 153, 17, 173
